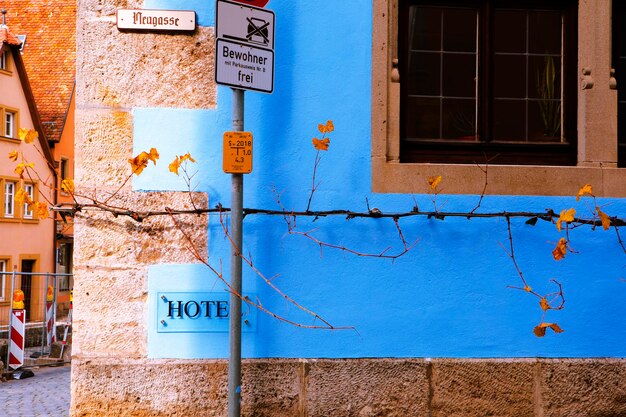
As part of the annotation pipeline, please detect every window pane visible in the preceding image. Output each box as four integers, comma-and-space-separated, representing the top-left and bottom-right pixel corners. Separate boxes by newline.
409, 6, 441, 51
405, 97, 440, 139
529, 100, 561, 140
529, 55, 561, 99
529, 11, 561, 55
494, 54, 526, 98
442, 53, 475, 97
5, 182, 15, 217
494, 10, 526, 53
406, 51, 440, 96
442, 98, 476, 139
493, 99, 526, 141
443, 8, 476, 52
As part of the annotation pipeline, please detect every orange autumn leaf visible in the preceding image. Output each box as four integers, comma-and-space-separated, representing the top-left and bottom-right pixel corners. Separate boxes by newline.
129, 148, 159, 175
596, 207, 611, 231
556, 208, 576, 232
539, 297, 550, 312
148, 147, 160, 164
169, 153, 196, 175
15, 188, 32, 206
312, 137, 330, 151
533, 322, 564, 337
18, 128, 38, 144
8, 150, 18, 162
428, 175, 442, 190
524, 285, 532, 292
14, 162, 35, 178
61, 178, 75, 194
33, 202, 49, 219
317, 120, 334, 134
552, 238, 568, 261
576, 184, 594, 201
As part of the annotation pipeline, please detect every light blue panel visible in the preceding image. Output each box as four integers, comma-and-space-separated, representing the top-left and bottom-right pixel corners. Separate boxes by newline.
138, 0, 626, 359
143, 0, 214, 26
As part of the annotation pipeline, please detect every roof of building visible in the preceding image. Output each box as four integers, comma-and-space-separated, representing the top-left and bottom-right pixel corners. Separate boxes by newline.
0, 1, 76, 142
0, 25, 22, 46
1, 28, 55, 168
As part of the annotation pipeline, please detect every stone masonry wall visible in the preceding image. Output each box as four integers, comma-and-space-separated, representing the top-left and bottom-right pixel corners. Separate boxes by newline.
73, 1, 626, 416
70, 358, 626, 416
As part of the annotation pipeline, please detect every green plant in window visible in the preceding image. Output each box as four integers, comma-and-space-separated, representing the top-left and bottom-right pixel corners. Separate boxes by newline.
536, 55, 561, 138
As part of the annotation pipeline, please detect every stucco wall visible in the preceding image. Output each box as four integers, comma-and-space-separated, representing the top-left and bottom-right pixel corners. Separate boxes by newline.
73, 0, 626, 415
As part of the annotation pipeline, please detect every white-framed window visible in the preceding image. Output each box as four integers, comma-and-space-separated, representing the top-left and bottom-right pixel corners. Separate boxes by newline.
0, 51, 6, 71
23, 183, 34, 219
4, 181, 15, 218
5, 111, 15, 138
0, 259, 6, 301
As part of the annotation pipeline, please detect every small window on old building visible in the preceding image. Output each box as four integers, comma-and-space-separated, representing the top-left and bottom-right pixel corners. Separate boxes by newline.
4, 180, 15, 218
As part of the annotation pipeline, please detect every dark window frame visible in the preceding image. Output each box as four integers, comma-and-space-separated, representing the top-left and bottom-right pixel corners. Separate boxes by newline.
612, 1, 626, 167
399, 0, 578, 166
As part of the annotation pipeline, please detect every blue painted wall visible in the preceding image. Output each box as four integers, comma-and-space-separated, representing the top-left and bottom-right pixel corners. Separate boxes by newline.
139, 0, 626, 358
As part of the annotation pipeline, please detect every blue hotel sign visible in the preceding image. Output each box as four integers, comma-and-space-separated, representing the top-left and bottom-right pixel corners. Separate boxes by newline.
157, 292, 257, 333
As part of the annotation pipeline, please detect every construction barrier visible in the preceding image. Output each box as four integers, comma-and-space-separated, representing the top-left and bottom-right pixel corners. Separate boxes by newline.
45, 285, 56, 346
1, 271, 73, 369
9, 309, 25, 370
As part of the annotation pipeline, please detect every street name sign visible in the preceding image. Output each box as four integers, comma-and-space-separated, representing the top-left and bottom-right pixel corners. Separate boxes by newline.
117, 9, 196, 31
215, 0, 275, 93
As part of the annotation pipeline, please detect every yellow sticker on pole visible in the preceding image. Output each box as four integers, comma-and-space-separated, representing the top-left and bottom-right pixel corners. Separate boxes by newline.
223, 131, 253, 174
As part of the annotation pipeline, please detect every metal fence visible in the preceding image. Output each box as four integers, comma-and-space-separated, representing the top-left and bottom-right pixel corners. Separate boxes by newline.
1, 271, 73, 369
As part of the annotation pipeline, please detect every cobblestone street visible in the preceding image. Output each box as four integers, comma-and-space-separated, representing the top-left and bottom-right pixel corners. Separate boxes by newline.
1, 365, 71, 417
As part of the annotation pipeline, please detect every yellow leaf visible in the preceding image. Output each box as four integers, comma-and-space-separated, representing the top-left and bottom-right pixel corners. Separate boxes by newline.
168, 153, 195, 176
524, 285, 532, 292
18, 128, 38, 143
182, 152, 196, 163
169, 156, 181, 175
312, 137, 330, 151
596, 207, 611, 231
61, 179, 75, 194
576, 184, 593, 201
428, 175, 442, 190
8, 150, 18, 162
556, 208, 576, 232
34, 202, 49, 219
14, 162, 35, 178
128, 151, 150, 175
15, 188, 31, 206
533, 322, 564, 338
552, 238, 568, 261
148, 148, 160, 165
539, 297, 550, 311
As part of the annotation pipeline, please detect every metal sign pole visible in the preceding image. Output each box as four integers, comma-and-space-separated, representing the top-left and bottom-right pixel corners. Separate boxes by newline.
228, 87, 244, 417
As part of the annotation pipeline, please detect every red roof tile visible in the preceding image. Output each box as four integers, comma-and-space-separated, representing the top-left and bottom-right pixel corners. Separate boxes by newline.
0, 1, 76, 142
0, 26, 22, 46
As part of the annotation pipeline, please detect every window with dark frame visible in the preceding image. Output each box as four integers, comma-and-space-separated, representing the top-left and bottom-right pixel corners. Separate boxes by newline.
613, 2, 626, 167
399, 0, 577, 166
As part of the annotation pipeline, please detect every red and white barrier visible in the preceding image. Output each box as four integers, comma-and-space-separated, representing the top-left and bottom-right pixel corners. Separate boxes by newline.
46, 301, 56, 346
9, 309, 26, 370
